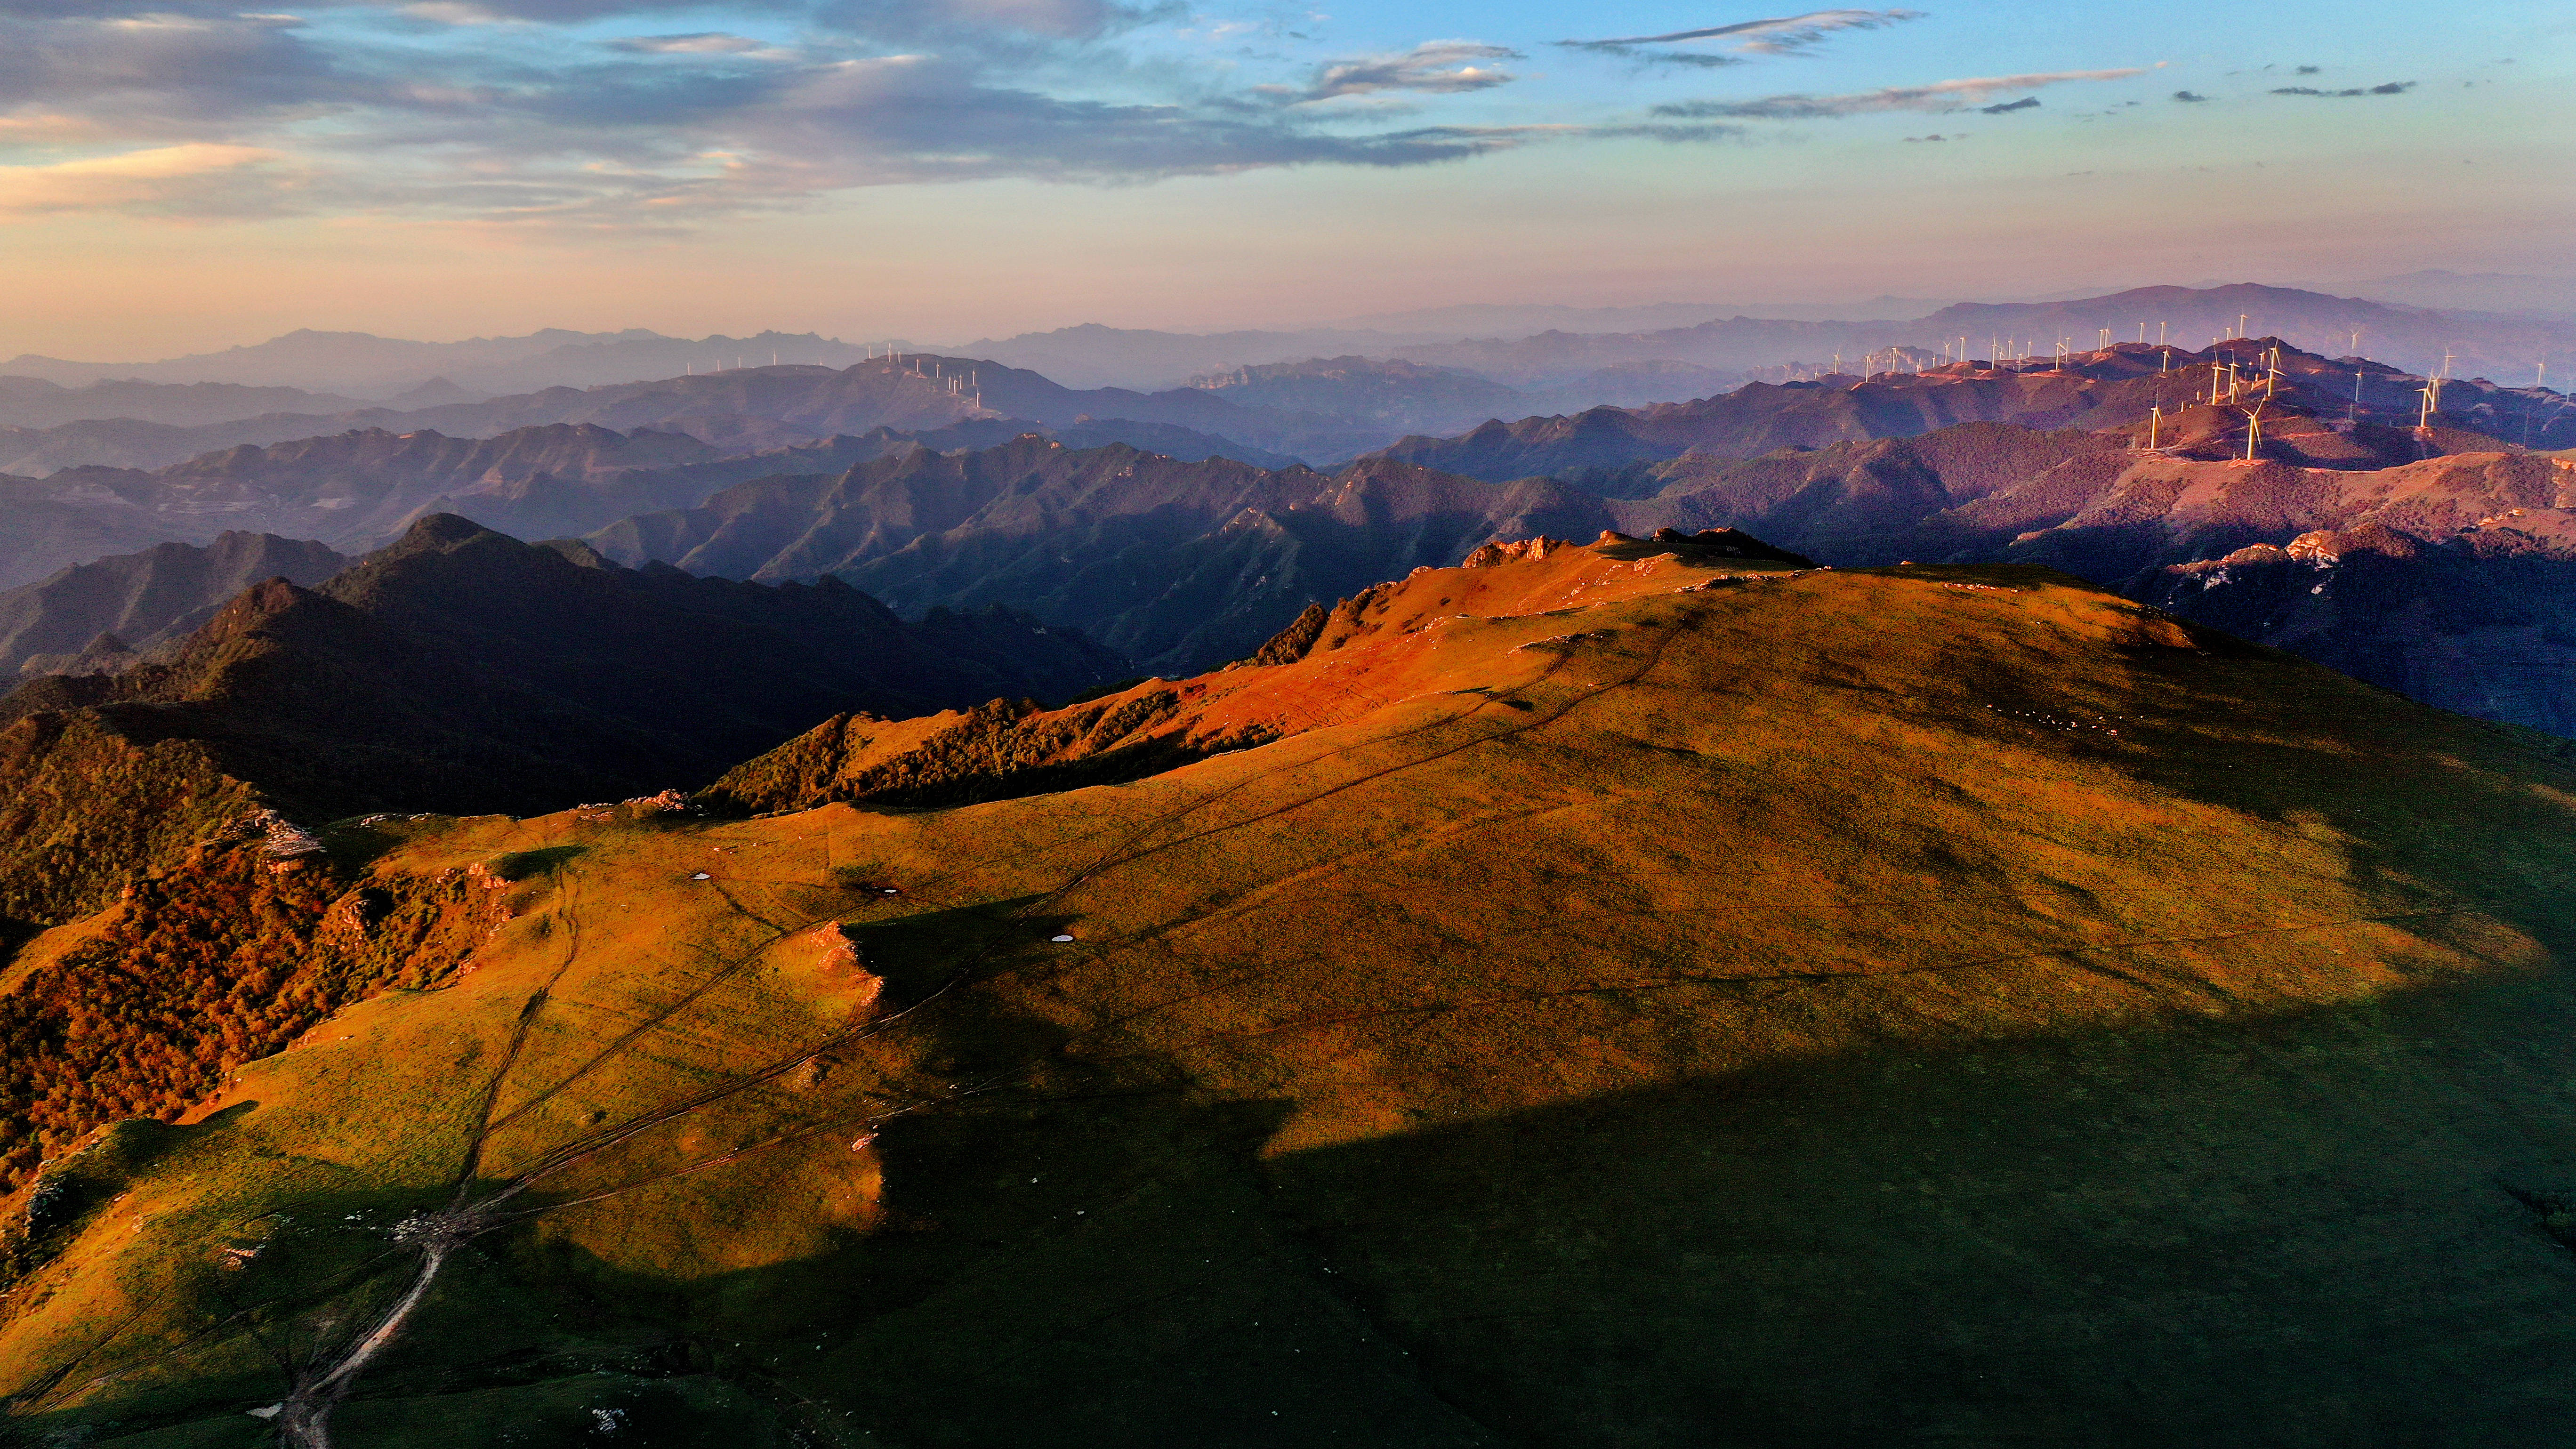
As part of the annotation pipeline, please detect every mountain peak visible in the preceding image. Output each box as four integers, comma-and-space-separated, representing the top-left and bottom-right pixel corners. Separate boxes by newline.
394, 512, 499, 549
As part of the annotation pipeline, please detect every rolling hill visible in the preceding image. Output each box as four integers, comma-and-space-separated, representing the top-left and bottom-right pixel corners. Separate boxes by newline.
2, 534, 2572, 1445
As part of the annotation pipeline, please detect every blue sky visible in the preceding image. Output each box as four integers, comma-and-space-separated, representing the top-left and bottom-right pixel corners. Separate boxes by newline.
2, 0, 2569, 354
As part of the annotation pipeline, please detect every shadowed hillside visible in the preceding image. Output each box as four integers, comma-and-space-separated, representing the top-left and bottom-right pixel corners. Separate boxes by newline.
2, 536, 2572, 1446
588, 435, 1638, 674
0, 515, 1123, 924
2141, 504, 2576, 735
0, 532, 346, 676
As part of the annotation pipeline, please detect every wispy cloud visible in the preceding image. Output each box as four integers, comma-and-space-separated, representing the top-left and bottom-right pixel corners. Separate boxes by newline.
0, 141, 291, 215
1559, 9, 1923, 67
1657, 67, 2146, 119
2171, 89, 2208, 102
1979, 96, 2037, 114
605, 31, 801, 59
2270, 80, 2412, 97
1274, 40, 1522, 103
0, 0, 1732, 230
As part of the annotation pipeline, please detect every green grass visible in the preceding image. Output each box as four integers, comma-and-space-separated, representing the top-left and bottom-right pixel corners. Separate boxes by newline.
6, 545, 2576, 1446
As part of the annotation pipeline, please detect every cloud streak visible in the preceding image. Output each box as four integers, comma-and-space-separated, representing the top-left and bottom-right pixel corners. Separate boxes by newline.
0, 141, 290, 215
1656, 68, 2146, 119
1278, 40, 1522, 103
2270, 80, 2412, 97
1559, 9, 1922, 67
0, 0, 1586, 226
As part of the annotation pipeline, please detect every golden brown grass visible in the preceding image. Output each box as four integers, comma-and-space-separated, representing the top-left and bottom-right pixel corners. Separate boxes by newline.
6, 539, 2575, 1446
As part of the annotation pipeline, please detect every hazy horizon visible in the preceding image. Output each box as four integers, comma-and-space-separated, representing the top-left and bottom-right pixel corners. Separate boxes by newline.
7, 1, 2573, 359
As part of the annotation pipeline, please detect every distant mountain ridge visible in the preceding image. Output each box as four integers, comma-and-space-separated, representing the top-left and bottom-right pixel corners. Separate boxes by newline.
0, 378, 373, 430
587, 435, 1639, 674
568, 343, 2576, 737
1389, 284, 2576, 391
1371, 339, 2566, 485
1, 328, 869, 400
0, 355, 1367, 478
0, 412, 1305, 588
0, 531, 346, 676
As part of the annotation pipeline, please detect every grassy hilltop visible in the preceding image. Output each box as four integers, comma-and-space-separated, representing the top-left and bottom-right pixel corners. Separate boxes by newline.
5, 534, 2576, 1446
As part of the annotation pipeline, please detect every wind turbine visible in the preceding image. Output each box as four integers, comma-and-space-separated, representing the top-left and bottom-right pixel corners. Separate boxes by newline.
2148, 403, 2162, 451
2239, 400, 2267, 460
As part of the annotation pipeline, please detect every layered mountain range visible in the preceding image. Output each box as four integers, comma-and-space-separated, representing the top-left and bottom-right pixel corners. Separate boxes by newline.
0, 356, 1336, 477
0, 415, 1301, 588
1388, 282, 2576, 394
936, 282, 2576, 389
13, 284, 2571, 481
550, 343, 2576, 735
4, 325, 2574, 741
1, 328, 870, 400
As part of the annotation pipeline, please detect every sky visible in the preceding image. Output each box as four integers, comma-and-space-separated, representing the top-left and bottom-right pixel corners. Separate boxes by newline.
2, 0, 2571, 357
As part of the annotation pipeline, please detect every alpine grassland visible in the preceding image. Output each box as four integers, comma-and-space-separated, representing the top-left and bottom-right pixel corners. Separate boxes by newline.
6, 537, 2576, 1445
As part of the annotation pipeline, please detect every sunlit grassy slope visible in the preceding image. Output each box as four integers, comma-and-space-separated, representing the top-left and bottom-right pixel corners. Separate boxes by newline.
8, 537, 2576, 1446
